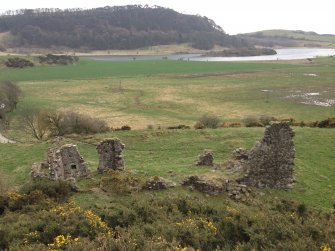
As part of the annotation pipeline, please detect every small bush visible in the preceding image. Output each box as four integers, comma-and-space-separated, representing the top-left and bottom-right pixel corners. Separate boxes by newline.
121, 125, 131, 130
194, 122, 205, 129
100, 171, 143, 194
20, 179, 73, 202
115, 125, 131, 131
38, 54, 79, 65
28, 110, 110, 138
227, 122, 242, 128
5, 57, 34, 68
259, 115, 277, 126
280, 117, 296, 125
61, 112, 110, 135
197, 115, 221, 129
167, 125, 190, 130
243, 116, 263, 127
317, 118, 335, 128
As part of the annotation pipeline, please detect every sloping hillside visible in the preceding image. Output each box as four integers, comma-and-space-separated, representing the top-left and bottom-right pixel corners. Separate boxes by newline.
240, 29, 335, 48
0, 5, 247, 51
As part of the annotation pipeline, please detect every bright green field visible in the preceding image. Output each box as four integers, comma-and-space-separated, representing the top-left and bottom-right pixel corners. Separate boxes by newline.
0, 128, 334, 208
1, 57, 335, 209
0, 59, 294, 81
2, 57, 335, 130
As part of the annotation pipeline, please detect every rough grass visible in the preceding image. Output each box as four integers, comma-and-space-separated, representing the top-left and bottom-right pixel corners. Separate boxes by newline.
4, 57, 335, 130
0, 57, 335, 210
1, 128, 334, 209
0, 58, 295, 81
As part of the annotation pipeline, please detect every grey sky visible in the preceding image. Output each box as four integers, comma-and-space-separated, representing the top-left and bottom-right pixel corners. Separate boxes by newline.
0, 0, 334, 35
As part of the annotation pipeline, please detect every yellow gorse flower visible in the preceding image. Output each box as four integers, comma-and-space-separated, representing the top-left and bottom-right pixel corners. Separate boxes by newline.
321, 245, 331, 251
175, 217, 217, 234
51, 204, 112, 236
6, 191, 23, 201
47, 234, 75, 251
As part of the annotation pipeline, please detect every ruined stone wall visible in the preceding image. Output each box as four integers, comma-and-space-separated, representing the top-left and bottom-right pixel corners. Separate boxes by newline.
48, 144, 89, 180
196, 150, 214, 166
238, 122, 295, 189
182, 175, 252, 201
97, 138, 125, 173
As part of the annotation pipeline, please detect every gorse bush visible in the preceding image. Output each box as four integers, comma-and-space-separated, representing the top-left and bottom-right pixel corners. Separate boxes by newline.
0, 190, 334, 250
20, 179, 73, 202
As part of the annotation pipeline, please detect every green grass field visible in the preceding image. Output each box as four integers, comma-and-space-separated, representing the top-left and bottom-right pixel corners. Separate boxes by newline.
1, 127, 334, 208
2, 57, 335, 131
1, 56, 335, 209
1, 56, 335, 250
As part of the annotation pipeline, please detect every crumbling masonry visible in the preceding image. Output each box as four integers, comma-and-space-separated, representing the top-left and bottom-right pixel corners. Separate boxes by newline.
97, 138, 125, 173
196, 150, 214, 166
238, 121, 295, 189
48, 144, 90, 180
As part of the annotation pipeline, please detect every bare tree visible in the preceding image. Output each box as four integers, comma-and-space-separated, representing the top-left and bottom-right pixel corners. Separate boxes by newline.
22, 109, 49, 140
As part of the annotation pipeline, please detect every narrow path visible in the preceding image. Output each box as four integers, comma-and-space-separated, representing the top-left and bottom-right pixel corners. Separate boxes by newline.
0, 133, 15, 143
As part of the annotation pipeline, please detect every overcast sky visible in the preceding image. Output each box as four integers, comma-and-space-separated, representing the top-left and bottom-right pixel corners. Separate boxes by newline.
0, 0, 334, 35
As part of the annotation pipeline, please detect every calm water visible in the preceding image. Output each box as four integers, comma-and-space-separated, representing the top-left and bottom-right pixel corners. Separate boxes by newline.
83, 48, 335, 62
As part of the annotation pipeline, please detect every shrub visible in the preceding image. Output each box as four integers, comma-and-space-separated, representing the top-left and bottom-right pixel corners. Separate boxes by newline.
259, 115, 277, 126
120, 125, 131, 131
194, 122, 205, 129
197, 115, 221, 129
167, 125, 190, 130
20, 179, 73, 202
23, 110, 110, 138
100, 171, 143, 194
38, 54, 79, 65
317, 118, 335, 128
61, 112, 110, 135
280, 117, 296, 125
243, 116, 263, 127
5, 57, 34, 68
0, 80, 21, 112
227, 122, 242, 128
114, 125, 131, 131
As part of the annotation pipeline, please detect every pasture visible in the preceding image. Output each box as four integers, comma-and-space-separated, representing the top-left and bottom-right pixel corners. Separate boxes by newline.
1, 55, 335, 250
0, 56, 334, 208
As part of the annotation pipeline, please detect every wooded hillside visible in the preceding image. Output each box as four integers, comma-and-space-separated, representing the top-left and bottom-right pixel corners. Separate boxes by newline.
0, 5, 248, 50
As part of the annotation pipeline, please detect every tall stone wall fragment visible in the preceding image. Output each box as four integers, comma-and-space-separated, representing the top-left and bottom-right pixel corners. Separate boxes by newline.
97, 138, 125, 173
238, 122, 295, 189
48, 144, 89, 180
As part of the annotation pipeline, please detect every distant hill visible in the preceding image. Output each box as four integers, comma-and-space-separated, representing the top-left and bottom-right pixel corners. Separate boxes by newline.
0, 5, 248, 51
240, 29, 335, 48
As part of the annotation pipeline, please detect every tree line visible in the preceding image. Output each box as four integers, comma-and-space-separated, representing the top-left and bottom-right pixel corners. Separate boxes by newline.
0, 5, 249, 50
